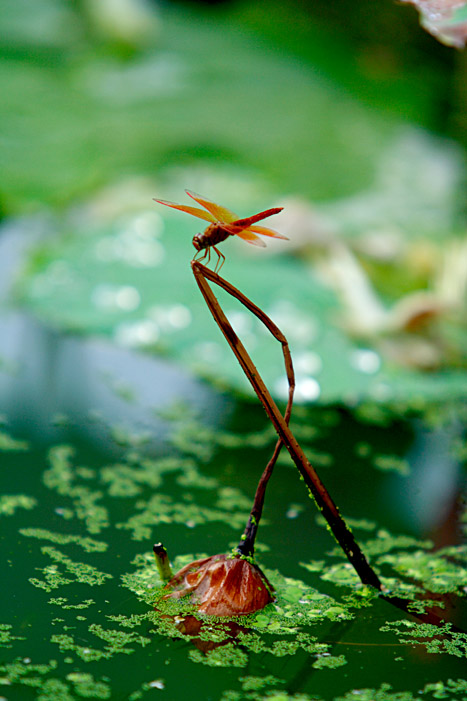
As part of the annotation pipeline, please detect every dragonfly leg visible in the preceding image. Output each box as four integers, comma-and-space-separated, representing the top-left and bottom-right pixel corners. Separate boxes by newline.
192, 248, 208, 265
213, 247, 225, 273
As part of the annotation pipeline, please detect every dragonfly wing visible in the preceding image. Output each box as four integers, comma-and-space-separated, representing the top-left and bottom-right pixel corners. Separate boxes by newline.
232, 228, 267, 247
153, 198, 216, 223
248, 224, 289, 240
186, 190, 238, 223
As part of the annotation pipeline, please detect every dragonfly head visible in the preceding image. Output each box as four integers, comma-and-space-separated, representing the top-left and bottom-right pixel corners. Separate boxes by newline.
192, 235, 202, 251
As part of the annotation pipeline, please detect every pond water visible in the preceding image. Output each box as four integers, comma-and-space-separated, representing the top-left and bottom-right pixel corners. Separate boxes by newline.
0, 313, 466, 701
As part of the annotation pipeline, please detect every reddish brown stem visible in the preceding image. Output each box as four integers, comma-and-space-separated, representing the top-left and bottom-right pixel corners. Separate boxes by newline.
237, 437, 286, 557
192, 261, 382, 590
200, 270, 295, 557
190, 261, 294, 556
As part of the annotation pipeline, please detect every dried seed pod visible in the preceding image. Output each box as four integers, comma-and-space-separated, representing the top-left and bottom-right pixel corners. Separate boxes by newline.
163, 553, 274, 616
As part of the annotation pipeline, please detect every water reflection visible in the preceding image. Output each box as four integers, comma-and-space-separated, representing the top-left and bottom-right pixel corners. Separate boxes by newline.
0, 312, 230, 451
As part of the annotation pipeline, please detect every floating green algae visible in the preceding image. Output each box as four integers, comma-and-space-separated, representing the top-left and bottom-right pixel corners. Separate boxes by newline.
0, 660, 112, 700
215, 487, 255, 513
312, 654, 347, 669
315, 514, 378, 533
43, 445, 109, 534
0, 624, 24, 648
50, 624, 151, 662
101, 455, 217, 496
116, 492, 250, 541
372, 454, 411, 476
67, 487, 109, 535
277, 448, 333, 469
107, 404, 466, 692
117, 552, 360, 668
123, 548, 359, 630
380, 621, 467, 658
29, 570, 73, 593
189, 643, 249, 667
0, 494, 37, 516
168, 408, 330, 467
0, 430, 29, 451
29, 546, 112, 593
50, 635, 108, 663
43, 445, 76, 493
220, 689, 312, 701
167, 410, 326, 460
303, 519, 466, 603
127, 679, 167, 700
65, 672, 111, 699
41, 546, 112, 586
48, 598, 95, 610
378, 549, 467, 595
0, 658, 58, 685
36, 678, 74, 701
334, 684, 420, 701
169, 419, 219, 462
1, 399, 466, 700
421, 679, 467, 698
240, 676, 285, 692
100, 461, 164, 497
42, 437, 255, 546
334, 680, 467, 700
108, 426, 152, 450
20, 528, 108, 553
88, 623, 151, 655
358, 531, 434, 557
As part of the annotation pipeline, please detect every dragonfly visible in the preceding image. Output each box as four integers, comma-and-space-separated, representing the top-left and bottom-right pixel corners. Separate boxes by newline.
153, 190, 288, 271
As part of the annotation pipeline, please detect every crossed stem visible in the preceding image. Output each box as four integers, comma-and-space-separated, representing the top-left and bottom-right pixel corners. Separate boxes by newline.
192, 260, 382, 590
193, 263, 295, 557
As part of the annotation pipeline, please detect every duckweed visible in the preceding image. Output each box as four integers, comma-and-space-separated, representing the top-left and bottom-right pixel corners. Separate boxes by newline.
334, 684, 419, 701
239, 676, 284, 691
66, 672, 112, 699
0, 659, 58, 685
421, 679, 467, 698
0, 624, 24, 648
378, 550, 467, 594
48, 598, 95, 609
1, 401, 466, 700
0, 494, 37, 516
20, 528, 108, 553
312, 654, 347, 669
189, 644, 249, 667
380, 621, 467, 658
117, 493, 249, 540
0, 430, 29, 451
373, 454, 411, 475
41, 547, 112, 587
42, 446, 110, 534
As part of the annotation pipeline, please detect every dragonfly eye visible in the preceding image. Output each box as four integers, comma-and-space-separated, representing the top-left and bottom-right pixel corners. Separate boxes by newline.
192, 236, 201, 251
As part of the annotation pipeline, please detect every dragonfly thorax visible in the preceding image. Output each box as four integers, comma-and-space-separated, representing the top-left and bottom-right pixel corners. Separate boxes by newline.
192, 223, 231, 251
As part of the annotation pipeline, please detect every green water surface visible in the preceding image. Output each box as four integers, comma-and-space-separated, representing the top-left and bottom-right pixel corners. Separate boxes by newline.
0, 322, 465, 701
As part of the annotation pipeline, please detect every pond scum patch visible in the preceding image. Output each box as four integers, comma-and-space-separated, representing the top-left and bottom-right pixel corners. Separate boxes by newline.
0, 409, 466, 699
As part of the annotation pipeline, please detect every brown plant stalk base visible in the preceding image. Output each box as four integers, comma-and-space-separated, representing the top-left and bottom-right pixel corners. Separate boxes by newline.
156, 259, 464, 632
187, 262, 465, 632
160, 259, 380, 619
162, 554, 274, 616
155, 258, 295, 617
191, 260, 383, 591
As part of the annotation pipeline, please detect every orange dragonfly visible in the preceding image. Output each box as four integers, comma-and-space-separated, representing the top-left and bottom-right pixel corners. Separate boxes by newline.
153, 190, 287, 271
